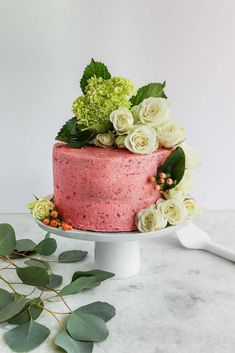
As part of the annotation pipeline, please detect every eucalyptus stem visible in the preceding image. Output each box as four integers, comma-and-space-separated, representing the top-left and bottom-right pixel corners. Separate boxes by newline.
44, 286, 72, 313
0, 275, 18, 294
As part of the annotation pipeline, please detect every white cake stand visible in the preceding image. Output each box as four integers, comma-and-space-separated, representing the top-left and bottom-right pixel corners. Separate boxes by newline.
35, 219, 185, 279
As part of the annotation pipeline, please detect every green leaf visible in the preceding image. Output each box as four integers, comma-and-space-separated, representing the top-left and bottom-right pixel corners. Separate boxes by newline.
47, 273, 63, 289
130, 82, 167, 106
4, 320, 50, 352
8, 298, 44, 325
15, 239, 36, 252
157, 146, 186, 190
59, 250, 88, 263
35, 238, 57, 255
80, 58, 111, 94
16, 266, 49, 286
0, 297, 28, 323
59, 276, 98, 296
55, 330, 93, 353
45, 232, 51, 239
0, 288, 14, 311
56, 117, 96, 149
67, 311, 108, 342
0, 223, 16, 256
72, 269, 115, 283
76, 301, 116, 322
24, 259, 49, 270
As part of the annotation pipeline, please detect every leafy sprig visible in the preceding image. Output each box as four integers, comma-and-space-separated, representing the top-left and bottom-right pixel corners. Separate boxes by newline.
56, 117, 96, 148
80, 58, 111, 94
0, 223, 115, 353
130, 82, 167, 106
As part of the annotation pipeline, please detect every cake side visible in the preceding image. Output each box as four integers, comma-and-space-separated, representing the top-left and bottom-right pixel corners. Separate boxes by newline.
53, 143, 171, 232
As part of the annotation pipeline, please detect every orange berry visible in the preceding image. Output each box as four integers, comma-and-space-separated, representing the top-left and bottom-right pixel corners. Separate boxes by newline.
166, 178, 173, 185
155, 184, 161, 191
50, 210, 58, 218
62, 223, 70, 231
148, 176, 156, 183
67, 225, 72, 230
43, 218, 50, 225
159, 178, 165, 184
159, 172, 166, 179
50, 219, 58, 227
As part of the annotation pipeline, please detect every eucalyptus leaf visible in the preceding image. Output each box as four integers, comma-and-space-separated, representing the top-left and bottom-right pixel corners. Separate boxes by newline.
24, 258, 49, 270
76, 301, 116, 322
59, 276, 98, 296
8, 298, 44, 325
0, 223, 16, 256
0, 288, 14, 310
4, 320, 50, 352
59, 250, 88, 263
72, 269, 115, 283
15, 239, 36, 252
55, 330, 93, 353
35, 238, 57, 255
16, 266, 49, 286
47, 273, 63, 289
67, 311, 109, 342
80, 58, 111, 94
157, 146, 186, 190
0, 297, 28, 323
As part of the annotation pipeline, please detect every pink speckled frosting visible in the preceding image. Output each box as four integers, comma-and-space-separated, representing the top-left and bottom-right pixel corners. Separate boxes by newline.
53, 143, 171, 232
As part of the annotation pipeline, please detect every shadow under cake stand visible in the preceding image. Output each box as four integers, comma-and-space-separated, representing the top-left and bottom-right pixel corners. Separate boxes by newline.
36, 220, 185, 279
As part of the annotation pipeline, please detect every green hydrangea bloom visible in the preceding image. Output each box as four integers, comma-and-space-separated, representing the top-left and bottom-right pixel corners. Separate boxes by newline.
72, 76, 137, 133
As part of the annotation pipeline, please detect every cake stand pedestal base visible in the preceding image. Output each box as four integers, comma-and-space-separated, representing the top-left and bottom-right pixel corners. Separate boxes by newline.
95, 241, 140, 279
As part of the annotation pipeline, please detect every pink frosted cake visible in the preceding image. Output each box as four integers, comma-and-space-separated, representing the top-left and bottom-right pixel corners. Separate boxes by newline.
53, 143, 171, 232
28, 59, 199, 233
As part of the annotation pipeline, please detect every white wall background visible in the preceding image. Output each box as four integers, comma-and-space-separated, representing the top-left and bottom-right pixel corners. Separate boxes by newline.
1, 0, 235, 213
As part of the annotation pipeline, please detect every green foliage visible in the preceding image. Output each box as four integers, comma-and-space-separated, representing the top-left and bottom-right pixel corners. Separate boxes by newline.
0, 223, 16, 256
0, 297, 28, 323
130, 82, 167, 106
16, 266, 49, 286
55, 330, 93, 353
0, 223, 115, 352
24, 259, 49, 270
59, 250, 88, 263
157, 146, 186, 191
34, 237, 57, 256
4, 320, 50, 352
80, 58, 111, 94
56, 117, 96, 148
15, 239, 36, 252
8, 298, 44, 325
76, 301, 116, 322
72, 269, 115, 283
67, 311, 109, 342
59, 276, 98, 296
0, 288, 14, 310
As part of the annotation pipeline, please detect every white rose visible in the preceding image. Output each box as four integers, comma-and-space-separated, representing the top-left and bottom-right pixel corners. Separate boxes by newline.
181, 143, 201, 169
136, 205, 167, 232
157, 198, 187, 225
115, 135, 126, 148
136, 97, 172, 128
131, 105, 141, 123
94, 131, 115, 147
32, 198, 54, 220
124, 125, 157, 154
184, 198, 199, 220
157, 123, 185, 148
110, 108, 134, 135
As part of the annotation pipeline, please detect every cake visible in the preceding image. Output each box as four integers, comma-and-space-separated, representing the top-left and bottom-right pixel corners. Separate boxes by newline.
53, 143, 171, 232
28, 59, 200, 233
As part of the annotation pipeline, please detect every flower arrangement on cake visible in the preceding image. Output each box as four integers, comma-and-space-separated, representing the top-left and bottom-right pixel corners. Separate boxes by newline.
28, 59, 200, 233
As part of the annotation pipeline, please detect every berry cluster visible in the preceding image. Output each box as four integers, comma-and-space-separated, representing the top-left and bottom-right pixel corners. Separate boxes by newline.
42, 210, 72, 231
149, 172, 176, 191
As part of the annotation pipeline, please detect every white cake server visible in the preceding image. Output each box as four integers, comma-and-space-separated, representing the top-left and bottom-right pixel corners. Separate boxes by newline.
176, 222, 235, 262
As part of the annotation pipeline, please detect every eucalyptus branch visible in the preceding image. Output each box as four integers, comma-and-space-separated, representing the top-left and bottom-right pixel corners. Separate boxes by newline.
0, 275, 18, 294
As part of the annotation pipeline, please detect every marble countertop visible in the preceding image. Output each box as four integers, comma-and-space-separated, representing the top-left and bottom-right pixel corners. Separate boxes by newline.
0, 210, 235, 353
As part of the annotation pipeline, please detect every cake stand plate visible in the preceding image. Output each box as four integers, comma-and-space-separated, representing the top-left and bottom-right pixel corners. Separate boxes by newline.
35, 219, 186, 279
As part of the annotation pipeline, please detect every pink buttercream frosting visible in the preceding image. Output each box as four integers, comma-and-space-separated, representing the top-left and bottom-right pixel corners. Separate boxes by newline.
53, 143, 171, 232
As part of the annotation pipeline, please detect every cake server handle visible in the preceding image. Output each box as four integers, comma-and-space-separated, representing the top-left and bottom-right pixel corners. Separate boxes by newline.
204, 242, 235, 262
